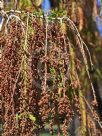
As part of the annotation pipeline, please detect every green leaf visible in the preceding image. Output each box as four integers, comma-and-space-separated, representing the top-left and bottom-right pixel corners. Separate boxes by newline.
50, 67, 56, 75
16, 113, 19, 120
28, 114, 36, 122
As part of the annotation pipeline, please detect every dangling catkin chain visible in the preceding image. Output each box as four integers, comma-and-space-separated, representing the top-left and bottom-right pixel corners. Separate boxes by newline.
60, 18, 66, 97
44, 15, 48, 92
23, 12, 29, 111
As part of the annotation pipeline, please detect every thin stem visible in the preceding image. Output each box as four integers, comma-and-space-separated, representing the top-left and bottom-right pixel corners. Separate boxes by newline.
66, 18, 96, 102
82, 96, 102, 129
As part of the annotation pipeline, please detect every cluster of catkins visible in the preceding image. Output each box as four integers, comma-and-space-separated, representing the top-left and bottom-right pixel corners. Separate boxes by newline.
1, 15, 90, 136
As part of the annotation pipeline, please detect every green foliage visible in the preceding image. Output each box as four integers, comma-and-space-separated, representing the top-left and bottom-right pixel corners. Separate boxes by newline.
19, 0, 32, 10
28, 114, 36, 122
16, 113, 36, 122
50, 67, 56, 75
